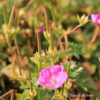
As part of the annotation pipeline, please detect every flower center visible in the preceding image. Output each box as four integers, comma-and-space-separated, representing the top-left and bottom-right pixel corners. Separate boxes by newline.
51, 76, 59, 85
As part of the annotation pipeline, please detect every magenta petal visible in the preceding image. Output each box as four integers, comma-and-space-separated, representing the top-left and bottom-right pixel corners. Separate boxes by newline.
38, 76, 46, 85
38, 65, 68, 88
50, 65, 64, 75
54, 72, 68, 88
40, 67, 51, 77
91, 14, 100, 25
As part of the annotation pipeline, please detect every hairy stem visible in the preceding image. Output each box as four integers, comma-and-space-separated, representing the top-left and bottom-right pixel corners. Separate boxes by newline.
2, 2, 7, 24
26, 64, 33, 92
8, 1, 16, 29
88, 26, 99, 45
66, 56, 72, 74
43, 6, 49, 33
49, 25, 54, 66
57, 24, 82, 47
37, 30, 41, 72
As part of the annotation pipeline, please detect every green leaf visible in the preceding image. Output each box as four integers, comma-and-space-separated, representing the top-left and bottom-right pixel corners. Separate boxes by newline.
30, 56, 38, 64
67, 42, 82, 58
35, 87, 54, 100
64, 60, 98, 98
32, 77, 39, 87
16, 91, 28, 100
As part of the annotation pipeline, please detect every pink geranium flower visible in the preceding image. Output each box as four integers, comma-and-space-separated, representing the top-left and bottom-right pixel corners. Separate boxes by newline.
91, 14, 100, 25
38, 65, 68, 88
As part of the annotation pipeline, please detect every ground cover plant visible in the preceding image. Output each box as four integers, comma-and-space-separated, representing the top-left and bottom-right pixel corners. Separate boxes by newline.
0, 0, 100, 100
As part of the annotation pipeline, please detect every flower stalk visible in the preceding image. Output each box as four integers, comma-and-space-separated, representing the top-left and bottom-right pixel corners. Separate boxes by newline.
37, 30, 41, 54
49, 25, 54, 66
14, 7, 19, 27
66, 56, 72, 74
88, 26, 99, 45
43, 7, 49, 33
61, 56, 72, 99
2, 2, 7, 24
50, 3, 56, 26
15, 50, 22, 76
57, 24, 82, 47
51, 89, 57, 100
37, 30, 41, 72
8, 1, 16, 29
26, 64, 33, 92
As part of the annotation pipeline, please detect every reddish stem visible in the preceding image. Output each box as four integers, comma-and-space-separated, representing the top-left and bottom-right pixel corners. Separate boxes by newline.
67, 56, 72, 74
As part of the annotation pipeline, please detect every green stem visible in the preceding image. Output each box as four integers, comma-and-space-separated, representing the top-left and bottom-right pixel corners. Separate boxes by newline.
63, 82, 68, 100
51, 89, 57, 100
14, 37, 20, 57
12, 63, 15, 76
8, 1, 16, 29
49, 26, 54, 66
88, 26, 99, 45
66, 56, 72, 74
61, 84, 64, 95
50, 3, 56, 27
24, 0, 34, 11
50, 26, 53, 51
14, 7, 19, 27
37, 32, 41, 54
24, 65, 33, 100
37, 31, 41, 72
15, 50, 22, 76
6, 1, 16, 52
30, 96, 33, 100
43, 7, 49, 33
61, 57, 72, 99
57, 24, 82, 47
29, 72, 33, 93
43, 6, 54, 66
3, 2, 7, 24
26, 64, 33, 92
6, 38, 12, 52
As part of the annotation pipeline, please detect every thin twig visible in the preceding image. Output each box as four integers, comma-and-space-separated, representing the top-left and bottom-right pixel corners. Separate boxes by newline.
0, 90, 14, 99
15, 50, 22, 76
60, 24, 82, 40
59, 41, 64, 52
25, 64, 33, 92
12, 55, 16, 75
24, 0, 34, 10
59, 40, 66, 63
2, 2, 7, 24
14, 37, 20, 57
50, 2, 56, 26
64, 35, 68, 49
49, 24, 54, 65
43, 6, 49, 33
87, 26, 99, 45
8, 1, 16, 29
67, 56, 72, 74
57, 24, 82, 47
14, 7, 19, 27
0, 52, 9, 58
10, 90, 14, 100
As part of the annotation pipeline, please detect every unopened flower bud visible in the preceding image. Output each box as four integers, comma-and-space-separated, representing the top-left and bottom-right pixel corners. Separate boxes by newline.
38, 27, 45, 34
77, 14, 88, 25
